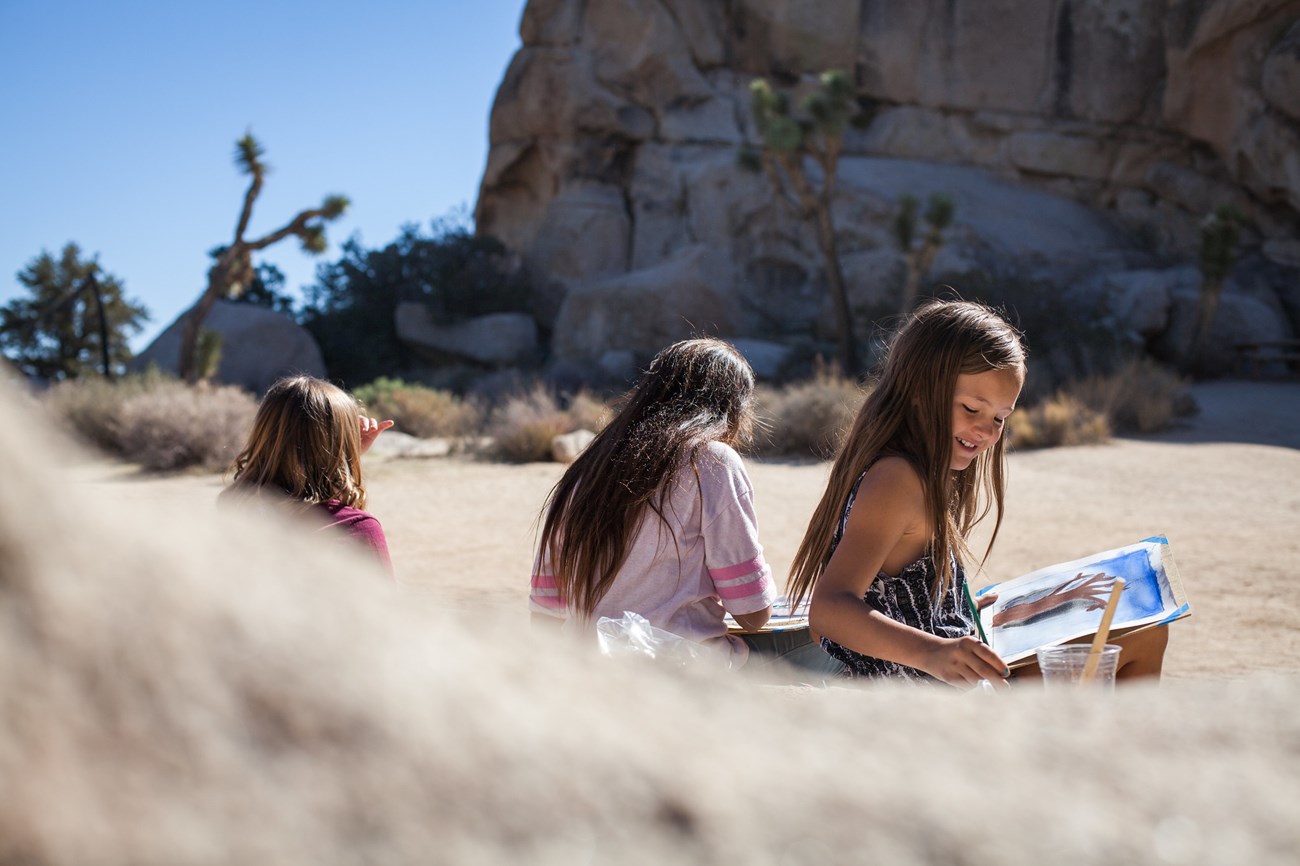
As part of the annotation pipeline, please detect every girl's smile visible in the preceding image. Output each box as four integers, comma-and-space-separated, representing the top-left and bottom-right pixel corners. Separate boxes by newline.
951, 367, 1023, 470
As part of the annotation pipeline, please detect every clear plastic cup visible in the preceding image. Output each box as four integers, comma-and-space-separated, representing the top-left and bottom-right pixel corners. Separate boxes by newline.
1035, 644, 1121, 690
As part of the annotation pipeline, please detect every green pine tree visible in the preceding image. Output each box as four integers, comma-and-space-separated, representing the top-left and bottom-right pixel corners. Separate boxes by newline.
0, 243, 149, 381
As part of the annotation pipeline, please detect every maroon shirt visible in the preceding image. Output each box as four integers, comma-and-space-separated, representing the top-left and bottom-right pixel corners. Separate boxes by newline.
315, 500, 394, 577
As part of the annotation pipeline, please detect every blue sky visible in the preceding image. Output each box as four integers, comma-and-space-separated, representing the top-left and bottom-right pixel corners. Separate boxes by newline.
0, 1, 526, 350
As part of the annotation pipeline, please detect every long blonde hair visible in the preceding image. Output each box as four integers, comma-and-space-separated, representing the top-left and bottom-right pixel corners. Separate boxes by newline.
538, 338, 756, 619
224, 375, 367, 510
787, 300, 1026, 608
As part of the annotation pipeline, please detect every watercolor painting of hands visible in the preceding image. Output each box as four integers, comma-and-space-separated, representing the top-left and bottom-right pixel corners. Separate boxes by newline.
978, 536, 1191, 667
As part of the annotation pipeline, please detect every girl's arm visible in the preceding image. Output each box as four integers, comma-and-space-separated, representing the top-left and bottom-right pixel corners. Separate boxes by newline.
808, 457, 1009, 688
731, 607, 772, 632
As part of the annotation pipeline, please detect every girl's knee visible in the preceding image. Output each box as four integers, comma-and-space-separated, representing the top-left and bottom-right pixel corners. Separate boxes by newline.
1116, 626, 1169, 680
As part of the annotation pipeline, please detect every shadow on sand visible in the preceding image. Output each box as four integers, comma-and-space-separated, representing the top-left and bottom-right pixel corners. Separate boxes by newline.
1132, 379, 1300, 450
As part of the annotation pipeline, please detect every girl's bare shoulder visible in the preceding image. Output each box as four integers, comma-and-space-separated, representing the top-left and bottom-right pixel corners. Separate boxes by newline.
862, 454, 923, 490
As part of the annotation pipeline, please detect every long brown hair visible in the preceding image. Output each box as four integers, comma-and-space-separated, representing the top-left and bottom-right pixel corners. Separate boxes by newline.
787, 300, 1026, 608
224, 375, 367, 510
538, 338, 756, 619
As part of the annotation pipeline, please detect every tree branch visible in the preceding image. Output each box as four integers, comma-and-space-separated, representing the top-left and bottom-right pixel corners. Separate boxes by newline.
232, 172, 263, 244
245, 206, 329, 251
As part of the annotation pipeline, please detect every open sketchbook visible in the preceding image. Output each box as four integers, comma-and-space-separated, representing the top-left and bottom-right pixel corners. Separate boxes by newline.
977, 535, 1192, 668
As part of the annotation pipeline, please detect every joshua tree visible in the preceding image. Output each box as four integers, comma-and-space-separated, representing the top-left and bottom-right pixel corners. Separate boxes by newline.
893, 193, 955, 318
745, 70, 864, 372
194, 329, 223, 384
1188, 204, 1242, 362
177, 133, 348, 383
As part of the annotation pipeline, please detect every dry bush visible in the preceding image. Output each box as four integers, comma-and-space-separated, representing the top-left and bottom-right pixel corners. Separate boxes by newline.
753, 370, 866, 458
486, 384, 574, 462
354, 377, 483, 439
113, 380, 257, 471
1065, 357, 1194, 436
1008, 392, 1111, 450
564, 389, 612, 433
43, 373, 161, 454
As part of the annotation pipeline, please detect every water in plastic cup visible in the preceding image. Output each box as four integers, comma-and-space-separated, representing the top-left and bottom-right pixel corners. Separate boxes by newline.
1035, 644, 1121, 690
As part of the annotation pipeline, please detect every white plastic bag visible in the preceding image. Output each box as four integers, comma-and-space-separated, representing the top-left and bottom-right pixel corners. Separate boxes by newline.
594, 611, 727, 669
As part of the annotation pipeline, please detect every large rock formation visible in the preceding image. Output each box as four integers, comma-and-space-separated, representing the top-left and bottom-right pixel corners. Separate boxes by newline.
130, 300, 327, 394
477, 0, 1300, 372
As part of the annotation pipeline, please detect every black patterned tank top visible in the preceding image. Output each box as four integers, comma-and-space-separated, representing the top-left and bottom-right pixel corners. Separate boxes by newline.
820, 470, 976, 682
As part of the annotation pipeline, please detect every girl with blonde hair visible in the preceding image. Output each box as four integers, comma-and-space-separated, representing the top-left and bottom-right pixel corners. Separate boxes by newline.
789, 299, 1167, 686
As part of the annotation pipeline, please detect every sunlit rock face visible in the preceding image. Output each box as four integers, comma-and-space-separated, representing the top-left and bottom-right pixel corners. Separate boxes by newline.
478, 0, 1300, 371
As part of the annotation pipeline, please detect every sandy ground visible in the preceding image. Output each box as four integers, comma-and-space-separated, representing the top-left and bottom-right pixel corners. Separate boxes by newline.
78, 379, 1300, 682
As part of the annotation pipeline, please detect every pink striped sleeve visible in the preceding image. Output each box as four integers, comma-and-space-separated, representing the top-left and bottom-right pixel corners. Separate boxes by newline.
529, 572, 568, 616
710, 558, 775, 602
699, 443, 778, 617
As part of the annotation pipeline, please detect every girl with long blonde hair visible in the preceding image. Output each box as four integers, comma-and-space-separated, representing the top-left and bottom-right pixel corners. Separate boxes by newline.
788, 300, 1025, 685
790, 299, 1170, 686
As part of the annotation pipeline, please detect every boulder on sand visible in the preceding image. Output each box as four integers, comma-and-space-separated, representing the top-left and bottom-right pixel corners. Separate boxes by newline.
130, 300, 326, 395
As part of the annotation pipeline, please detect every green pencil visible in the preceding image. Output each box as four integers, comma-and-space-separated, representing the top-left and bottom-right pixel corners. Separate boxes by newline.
964, 581, 990, 645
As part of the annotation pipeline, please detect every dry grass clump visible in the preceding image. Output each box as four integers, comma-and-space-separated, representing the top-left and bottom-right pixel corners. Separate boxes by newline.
565, 389, 613, 434
1010, 357, 1193, 451
353, 377, 483, 439
44, 373, 161, 453
486, 385, 578, 463
1007, 393, 1111, 450
753, 369, 866, 458
114, 380, 257, 471
1065, 357, 1194, 436
43, 373, 257, 470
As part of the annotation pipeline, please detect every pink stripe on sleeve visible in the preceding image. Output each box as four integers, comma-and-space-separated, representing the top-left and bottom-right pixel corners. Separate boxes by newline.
531, 573, 558, 590
530, 593, 566, 610
709, 556, 766, 583
712, 564, 769, 598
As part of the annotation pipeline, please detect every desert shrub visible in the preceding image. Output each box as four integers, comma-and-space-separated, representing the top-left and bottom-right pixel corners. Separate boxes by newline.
753, 369, 866, 458
1064, 357, 1194, 436
1007, 393, 1111, 450
564, 389, 613, 434
353, 377, 482, 439
43, 373, 159, 453
486, 385, 574, 463
111, 380, 256, 471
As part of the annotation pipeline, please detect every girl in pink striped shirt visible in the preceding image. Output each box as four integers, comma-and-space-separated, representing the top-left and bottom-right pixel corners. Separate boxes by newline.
529, 338, 777, 669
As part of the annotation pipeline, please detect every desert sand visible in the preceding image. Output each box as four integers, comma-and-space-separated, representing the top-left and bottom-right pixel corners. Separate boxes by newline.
84, 378, 1300, 680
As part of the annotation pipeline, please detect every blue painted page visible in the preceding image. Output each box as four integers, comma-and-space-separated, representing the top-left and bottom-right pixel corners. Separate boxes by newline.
979, 537, 1191, 665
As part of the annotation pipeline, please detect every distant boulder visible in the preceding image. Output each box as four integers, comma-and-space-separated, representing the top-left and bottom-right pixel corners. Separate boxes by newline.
552, 244, 737, 364
129, 300, 326, 396
395, 305, 540, 367
551, 428, 596, 464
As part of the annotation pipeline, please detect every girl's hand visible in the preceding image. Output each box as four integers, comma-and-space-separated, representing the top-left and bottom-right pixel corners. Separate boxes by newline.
359, 417, 395, 454
921, 635, 1011, 689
